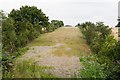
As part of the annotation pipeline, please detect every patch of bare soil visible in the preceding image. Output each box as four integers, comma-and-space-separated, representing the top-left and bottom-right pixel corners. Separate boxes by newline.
17, 43, 81, 78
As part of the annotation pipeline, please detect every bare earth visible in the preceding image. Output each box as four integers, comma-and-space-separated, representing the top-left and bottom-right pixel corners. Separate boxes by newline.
17, 27, 91, 78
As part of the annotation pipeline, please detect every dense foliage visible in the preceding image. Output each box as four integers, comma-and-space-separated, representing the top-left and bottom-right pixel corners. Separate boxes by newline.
3, 6, 64, 54
80, 54, 107, 78
2, 6, 64, 76
78, 22, 120, 79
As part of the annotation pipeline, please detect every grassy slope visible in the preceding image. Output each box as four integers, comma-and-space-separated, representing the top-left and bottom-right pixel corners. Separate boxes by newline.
28, 27, 91, 57
5, 27, 92, 78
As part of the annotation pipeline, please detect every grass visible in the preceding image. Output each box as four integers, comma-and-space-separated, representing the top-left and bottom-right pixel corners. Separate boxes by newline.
50, 27, 91, 57
28, 27, 91, 57
3, 59, 56, 78
28, 33, 56, 47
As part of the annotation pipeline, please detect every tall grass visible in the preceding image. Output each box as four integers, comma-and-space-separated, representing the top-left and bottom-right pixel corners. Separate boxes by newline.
3, 60, 56, 78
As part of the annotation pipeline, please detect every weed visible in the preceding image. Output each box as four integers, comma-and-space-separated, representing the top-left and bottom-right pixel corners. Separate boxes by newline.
3, 60, 56, 78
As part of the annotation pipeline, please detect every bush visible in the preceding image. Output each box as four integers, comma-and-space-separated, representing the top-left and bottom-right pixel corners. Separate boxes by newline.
80, 54, 107, 78
79, 22, 120, 79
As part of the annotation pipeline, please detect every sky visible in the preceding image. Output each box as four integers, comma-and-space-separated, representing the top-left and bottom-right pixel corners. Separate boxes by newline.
0, 0, 119, 27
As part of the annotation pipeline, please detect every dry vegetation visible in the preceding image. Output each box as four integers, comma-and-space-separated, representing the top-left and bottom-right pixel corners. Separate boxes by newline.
15, 27, 91, 78
28, 27, 91, 56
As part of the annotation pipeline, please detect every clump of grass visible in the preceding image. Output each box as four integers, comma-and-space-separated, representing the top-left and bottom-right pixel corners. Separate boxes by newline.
28, 34, 55, 47
3, 60, 56, 78
79, 54, 107, 78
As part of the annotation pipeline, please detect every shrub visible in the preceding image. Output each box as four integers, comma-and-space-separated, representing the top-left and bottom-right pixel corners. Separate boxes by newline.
79, 22, 120, 79
80, 54, 107, 78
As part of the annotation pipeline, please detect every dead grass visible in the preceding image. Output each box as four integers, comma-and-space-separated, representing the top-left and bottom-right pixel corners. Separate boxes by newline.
42, 27, 91, 56
28, 33, 56, 46
28, 27, 91, 57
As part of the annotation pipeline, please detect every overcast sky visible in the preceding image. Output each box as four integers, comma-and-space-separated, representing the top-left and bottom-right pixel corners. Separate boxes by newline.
0, 0, 119, 27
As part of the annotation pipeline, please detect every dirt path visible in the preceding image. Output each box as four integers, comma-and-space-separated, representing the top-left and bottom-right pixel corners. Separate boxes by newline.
17, 27, 91, 78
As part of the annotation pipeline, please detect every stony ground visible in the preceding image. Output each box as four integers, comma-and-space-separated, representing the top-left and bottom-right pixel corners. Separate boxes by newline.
17, 27, 91, 78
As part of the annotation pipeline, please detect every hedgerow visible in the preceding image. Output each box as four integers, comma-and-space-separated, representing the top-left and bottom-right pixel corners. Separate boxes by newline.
78, 22, 120, 79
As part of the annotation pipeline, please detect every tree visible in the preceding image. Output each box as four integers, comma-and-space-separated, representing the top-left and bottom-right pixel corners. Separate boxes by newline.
2, 17, 16, 53
75, 23, 80, 27
9, 6, 49, 33
2, 6, 51, 55
51, 20, 64, 29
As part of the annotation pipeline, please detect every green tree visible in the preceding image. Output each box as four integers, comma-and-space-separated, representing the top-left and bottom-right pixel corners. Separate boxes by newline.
2, 17, 16, 53
6, 6, 50, 50
51, 20, 64, 29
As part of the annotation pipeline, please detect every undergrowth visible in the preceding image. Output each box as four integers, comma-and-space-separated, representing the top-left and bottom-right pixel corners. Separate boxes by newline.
80, 54, 107, 78
3, 60, 56, 78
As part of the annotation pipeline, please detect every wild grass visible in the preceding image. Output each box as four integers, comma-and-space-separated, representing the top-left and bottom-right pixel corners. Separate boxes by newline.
37, 27, 91, 57
28, 33, 55, 47
3, 60, 56, 78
